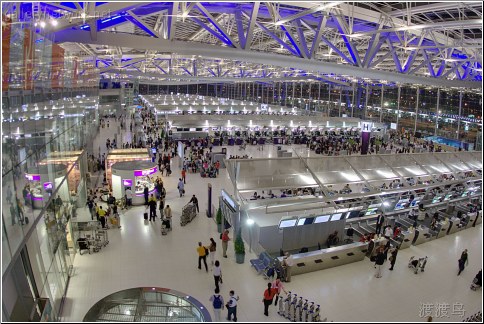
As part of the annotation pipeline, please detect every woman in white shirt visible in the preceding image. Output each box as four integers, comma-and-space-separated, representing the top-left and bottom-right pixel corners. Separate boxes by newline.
384, 226, 393, 238
213, 260, 222, 291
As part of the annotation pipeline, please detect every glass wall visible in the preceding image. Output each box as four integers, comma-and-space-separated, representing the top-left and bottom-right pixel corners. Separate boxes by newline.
2, 16, 100, 322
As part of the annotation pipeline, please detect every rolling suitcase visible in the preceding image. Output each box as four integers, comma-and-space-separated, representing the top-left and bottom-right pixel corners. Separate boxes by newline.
144, 212, 148, 220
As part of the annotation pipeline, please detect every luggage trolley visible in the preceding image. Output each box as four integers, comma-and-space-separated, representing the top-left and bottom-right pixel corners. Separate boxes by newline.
95, 229, 109, 247
181, 203, 197, 226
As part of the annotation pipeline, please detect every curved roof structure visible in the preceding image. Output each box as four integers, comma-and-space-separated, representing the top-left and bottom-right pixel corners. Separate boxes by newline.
5, 2, 481, 89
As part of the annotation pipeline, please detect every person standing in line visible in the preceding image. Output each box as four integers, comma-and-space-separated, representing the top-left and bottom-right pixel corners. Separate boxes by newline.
262, 282, 276, 316
209, 238, 217, 266
189, 195, 199, 213
213, 260, 222, 291
221, 230, 230, 258
458, 249, 469, 276
197, 242, 208, 272
148, 194, 157, 221
209, 288, 225, 322
374, 246, 386, 278
388, 246, 399, 271
181, 168, 187, 184
143, 185, 149, 205
177, 178, 185, 197
271, 278, 287, 306
226, 290, 239, 322
125, 187, 133, 207
158, 195, 165, 218
164, 205, 172, 228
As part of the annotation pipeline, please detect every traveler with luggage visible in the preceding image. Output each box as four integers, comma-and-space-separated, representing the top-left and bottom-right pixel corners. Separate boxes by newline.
189, 195, 199, 213
148, 194, 157, 221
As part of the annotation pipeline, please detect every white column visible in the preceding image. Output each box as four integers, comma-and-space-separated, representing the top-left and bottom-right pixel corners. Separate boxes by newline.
456, 90, 463, 140
395, 85, 401, 131
434, 88, 440, 136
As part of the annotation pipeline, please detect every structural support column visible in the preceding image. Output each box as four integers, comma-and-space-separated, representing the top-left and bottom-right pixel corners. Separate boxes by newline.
396, 85, 401, 131
338, 90, 342, 117
327, 83, 331, 117
380, 85, 384, 123
434, 88, 440, 136
351, 83, 356, 117
292, 82, 295, 106
364, 83, 369, 120
456, 90, 463, 140
284, 82, 288, 106
414, 86, 419, 135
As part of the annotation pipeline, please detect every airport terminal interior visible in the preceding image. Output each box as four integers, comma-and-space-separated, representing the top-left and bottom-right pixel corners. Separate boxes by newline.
1, 1, 483, 322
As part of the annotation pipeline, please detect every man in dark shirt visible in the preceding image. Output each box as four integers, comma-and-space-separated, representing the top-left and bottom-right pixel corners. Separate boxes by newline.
189, 195, 199, 213
148, 194, 157, 221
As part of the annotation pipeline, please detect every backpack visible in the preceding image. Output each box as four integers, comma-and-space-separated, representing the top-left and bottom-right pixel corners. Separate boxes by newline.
213, 295, 222, 309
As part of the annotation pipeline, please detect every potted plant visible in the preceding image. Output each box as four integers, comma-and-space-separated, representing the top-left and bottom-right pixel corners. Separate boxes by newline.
234, 232, 245, 264
216, 208, 223, 233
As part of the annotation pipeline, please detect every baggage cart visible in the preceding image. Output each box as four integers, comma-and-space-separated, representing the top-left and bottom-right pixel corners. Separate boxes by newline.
181, 203, 197, 226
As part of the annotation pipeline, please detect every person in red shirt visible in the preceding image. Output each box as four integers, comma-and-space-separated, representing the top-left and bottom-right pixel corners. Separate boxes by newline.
215, 161, 220, 175
263, 282, 276, 316
181, 168, 186, 184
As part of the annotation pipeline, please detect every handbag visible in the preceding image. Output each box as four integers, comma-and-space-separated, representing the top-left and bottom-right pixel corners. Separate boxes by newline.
204, 247, 209, 255
219, 275, 223, 284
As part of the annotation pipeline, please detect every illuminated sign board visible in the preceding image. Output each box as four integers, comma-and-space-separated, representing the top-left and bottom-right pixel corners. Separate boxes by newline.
133, 167, 157, 177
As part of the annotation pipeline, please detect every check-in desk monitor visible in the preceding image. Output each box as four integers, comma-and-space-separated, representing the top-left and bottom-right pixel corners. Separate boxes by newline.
314, 215, 331, 223
444, 193, 453, 201
279, 218, 298, 228
297, 217, 315, 226
410, 197, 421, 207
432, 196, 443, 204
331, 213, 343, 221
394, 199, 409, 210
461, 190, 469, 197
365, 203, 381, 216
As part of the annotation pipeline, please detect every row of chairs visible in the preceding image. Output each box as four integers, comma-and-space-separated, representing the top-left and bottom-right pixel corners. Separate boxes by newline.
250, 251, 275, 279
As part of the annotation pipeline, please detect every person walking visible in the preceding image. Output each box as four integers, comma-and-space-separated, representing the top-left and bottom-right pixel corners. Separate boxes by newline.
148, 194, 157, 221
458, 249, 469, 276
158, 195, 165, 218
226, 290, 239, 322
98, 206, 107, 229
209, 238, 217, 266
271, 278, 287, 306
164, 205, 172, 229
262, 282, 276, 316
177, 178, 185, 197
374, 246, 386, 278
197, 242, 208, 272
209, 288, 224, 322
181, 168, 187, 184
213, 260, 222, 291
221, 230, 230, 258
86, 197, 95, 220
189, 195, 199, 213
388, 247, 399, 271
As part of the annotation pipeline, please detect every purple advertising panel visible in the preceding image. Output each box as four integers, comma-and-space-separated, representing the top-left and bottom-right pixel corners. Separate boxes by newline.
133, 167, 157, 177
43, 182, 53, 190
25, 174, 41, 181
123, 179, 133, 186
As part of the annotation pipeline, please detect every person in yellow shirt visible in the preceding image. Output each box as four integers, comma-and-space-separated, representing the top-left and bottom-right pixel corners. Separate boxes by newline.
197, 242, 208, 272
98, 206, 107, 229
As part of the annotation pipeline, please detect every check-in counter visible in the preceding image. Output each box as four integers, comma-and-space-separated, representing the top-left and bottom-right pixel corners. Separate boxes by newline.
399, 229, 415, 249
413, 226, 433, 245
435, 221, 449, 238
447, 217, 463, 235
466, 212, 477, 229
475, 210, 482, 226
276, 242, 369, 276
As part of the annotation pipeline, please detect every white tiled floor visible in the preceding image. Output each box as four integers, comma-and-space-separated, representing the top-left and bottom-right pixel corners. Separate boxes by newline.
60, 120, 483, 322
